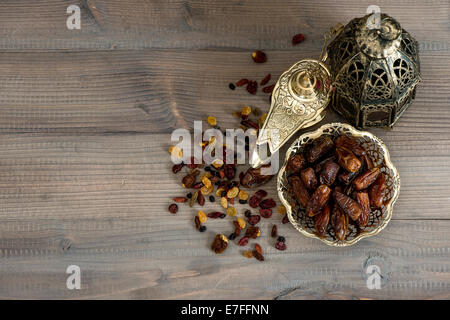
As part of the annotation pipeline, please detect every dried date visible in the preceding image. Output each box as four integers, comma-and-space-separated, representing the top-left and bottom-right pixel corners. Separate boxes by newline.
319, 161, 340, 186
355, 191, 370, 227
306, 185, 332, 217
289, 175, 310, 208
353, 167, 380, 191
314, 204, 330, 237
306, 136, 334, 163
336, 135, 366, 156
300, 167, 318, 190
336, 147, 361, 173
240, 165, 273, 188
287, 154, 306, 173
333, 190, 363, 221
369, 173, 386, 208
331, 205, 348, 241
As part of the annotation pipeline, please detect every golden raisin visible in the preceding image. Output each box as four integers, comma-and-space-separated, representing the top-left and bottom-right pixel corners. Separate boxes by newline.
237, 217, 246, 229
169, 145, 183, 158
227, 206, 237, 217
201, 175, 212, 188
241, 106, 252, 116
238, 190, 249, 201
207, 116, 217, 126
216, 187, 225, 197
227, 187, 239, 199
277, 205, 287, 215
243, 250, 253, 258
221, 197, 228, 209
200, 184, 213, 195
198, 211, 207, 223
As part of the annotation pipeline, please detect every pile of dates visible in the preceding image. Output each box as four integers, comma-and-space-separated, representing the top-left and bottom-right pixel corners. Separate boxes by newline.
286, 134, 386, 241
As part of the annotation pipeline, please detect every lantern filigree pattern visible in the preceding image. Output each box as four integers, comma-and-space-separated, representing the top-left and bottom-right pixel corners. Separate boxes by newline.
327, 13, 421, 128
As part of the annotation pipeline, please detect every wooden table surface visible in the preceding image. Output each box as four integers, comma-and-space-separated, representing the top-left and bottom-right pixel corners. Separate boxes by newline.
0, 0, 449, 300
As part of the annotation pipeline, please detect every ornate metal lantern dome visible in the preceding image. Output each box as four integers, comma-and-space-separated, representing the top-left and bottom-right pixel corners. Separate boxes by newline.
327, 13, 421, 128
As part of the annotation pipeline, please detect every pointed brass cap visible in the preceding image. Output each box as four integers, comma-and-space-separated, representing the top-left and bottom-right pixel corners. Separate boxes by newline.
250, 59, 332, 168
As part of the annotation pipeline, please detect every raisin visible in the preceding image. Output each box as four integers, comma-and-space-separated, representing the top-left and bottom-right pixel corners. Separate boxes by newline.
229, 83, 236, 90
255, 190, 268, 198
239, 199, 247, 204
282, 215, 289, 224
194, 216, 201, 230
211, 234, 228, 254
199, 226, 207, 232
172, 163, 184, 174
277, 236, 286, 243
247, 215, 261, 226
238, 236, 249, 246
168, 203, 178, 214
209, 195, 215, 202
275, 241, 286, 251
249, 195, 262, 208
229, 233, 237, 240
197, 192, 205, 206
207, 212, 224, 219
271, 224, 278, 238
236, 78, 249, 87
259, 198, 276, 209
251, 50, 267, 63
262, 84, 275, 93
260, 74, 271, 86
244, 210, 252, 218
252, 250, 264, 261
186, 192, 192, 199
292, 33, 306, 45
259, 208, 273, 218
173, 197, 187, 203
245, 226, 261, 239
246, 81, 258, 95
182, 174, 196, 188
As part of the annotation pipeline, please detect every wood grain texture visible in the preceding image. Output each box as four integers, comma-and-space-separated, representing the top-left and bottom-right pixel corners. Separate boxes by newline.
0, 0, 449, 299
0, 0, 448, 50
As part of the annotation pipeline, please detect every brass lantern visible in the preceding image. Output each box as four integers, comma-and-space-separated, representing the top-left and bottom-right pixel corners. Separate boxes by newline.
327, 13, 421, 128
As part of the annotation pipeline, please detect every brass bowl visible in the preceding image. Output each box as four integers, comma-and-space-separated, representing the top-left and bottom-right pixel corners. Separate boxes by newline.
277, 123, 400, 247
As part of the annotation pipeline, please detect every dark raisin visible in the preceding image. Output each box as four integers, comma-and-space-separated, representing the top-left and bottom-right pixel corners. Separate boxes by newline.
252, 50, 267, 63
271, 224, 278, 238
229, 83, 236, 90
199, 226, 207, 232
292, 33, 306, 46
247, 215, 261, 226
229, 233, 237, 240
277, 236, 286, 243
204, 166, 211, 172
244, 210, 252, 218
186, 192, 192, 199
275, 241, 287, 251
239, 199, 247, 204
220, 213, 226, 219
282, 215, 289, 224
221, 190, 227, 197
209, 195, 215, 202
259, 208, 273, 218
168, 204, 178, 214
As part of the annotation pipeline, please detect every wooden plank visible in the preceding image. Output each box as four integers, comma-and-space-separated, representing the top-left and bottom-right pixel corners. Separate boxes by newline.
0, 133, 447, 223
0, 215, 449, 299
0, 50, 447, 134
0, 0, 447, 50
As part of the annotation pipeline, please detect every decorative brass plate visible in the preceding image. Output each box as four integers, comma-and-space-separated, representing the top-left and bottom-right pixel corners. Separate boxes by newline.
277, 123, 400, 247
